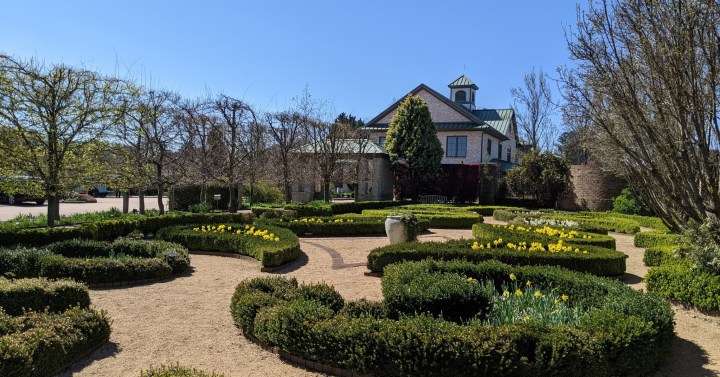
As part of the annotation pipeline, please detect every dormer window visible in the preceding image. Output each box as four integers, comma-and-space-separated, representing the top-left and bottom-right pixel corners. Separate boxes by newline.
455, 90, 467, 103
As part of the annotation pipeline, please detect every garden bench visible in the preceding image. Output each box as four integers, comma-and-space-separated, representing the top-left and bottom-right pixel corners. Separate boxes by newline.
419, 195, 447, 204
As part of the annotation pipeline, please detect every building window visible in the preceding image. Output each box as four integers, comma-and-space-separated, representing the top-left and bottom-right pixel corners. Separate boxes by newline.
486, 139, 492, 157
378, 136, 386, 150
455, 90, 466, 102
497, 142, 502, 159
506, 147, 511, 162
446, 136, 467, 157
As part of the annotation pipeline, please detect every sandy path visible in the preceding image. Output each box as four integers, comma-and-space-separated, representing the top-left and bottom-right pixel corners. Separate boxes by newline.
57, 229, 471, 377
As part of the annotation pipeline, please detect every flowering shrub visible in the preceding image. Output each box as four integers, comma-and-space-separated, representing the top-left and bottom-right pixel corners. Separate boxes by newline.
289, 217, 355, 224
473, 223, 616, 249
471, 238, 589, 255
193, 224, 280, 242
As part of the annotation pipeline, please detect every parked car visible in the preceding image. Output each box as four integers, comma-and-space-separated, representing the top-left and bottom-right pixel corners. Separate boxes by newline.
0, 176, 45, 205
76, 184, 108, 198
0, 192, 46, 205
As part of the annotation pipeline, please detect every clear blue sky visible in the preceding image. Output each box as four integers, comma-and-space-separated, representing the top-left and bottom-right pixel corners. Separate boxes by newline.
0, 1, 581, 124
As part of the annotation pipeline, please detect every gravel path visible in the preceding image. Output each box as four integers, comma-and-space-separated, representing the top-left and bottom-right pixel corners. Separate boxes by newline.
56, 223, 720, 376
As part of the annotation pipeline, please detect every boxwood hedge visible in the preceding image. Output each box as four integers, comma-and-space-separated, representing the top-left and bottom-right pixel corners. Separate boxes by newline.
0, 212, 254, 247
257, 217, 430, 236
366, 239, 626, 276
472, 223, 617, 249
0, 238, 190, 285
0, 277, 90, 316
0, 307, 111, 377
156, 223, 299, 267
634, 231, 685, 248
231, 259, 673, 377
643, 245, 678, 267
352, 209, 482, 228
646, 259, 720, 312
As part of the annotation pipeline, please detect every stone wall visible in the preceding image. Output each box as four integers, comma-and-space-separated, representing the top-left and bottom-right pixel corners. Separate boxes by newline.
557, 164, 626, 211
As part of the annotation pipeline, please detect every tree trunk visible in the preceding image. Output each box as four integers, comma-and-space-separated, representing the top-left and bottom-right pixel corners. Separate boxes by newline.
228, 183, 237, 212
122, 192, 130, 213
47, 195, 60, 227
157, 191, 165, 214
139, 190, 145, 214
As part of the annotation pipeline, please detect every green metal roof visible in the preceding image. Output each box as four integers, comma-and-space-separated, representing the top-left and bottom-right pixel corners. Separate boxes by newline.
448, 74, 478, 89
472, 109, 514, 136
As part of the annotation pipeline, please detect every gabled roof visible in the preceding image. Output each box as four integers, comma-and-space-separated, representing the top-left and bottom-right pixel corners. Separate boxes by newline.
362, 83, 509, 141
448, 74, 478, 89
472, 109, 515, 137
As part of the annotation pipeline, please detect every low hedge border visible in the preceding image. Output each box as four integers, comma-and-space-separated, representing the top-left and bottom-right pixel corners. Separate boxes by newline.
643, 245, 678, 267
646, 259, 720, 312
366, 239, 626, 276
634, 231, 685, 248
472, 223, 617, 249
257, 217, 430, 237
0, 307, 111, 377
0, 277, 90, 316
0, 239, 191, 285
0, 212, 254, 248
540, 214, 641, 234
356, 209, 482, 228
156, 223, 300, 268
231, 260, 673, 377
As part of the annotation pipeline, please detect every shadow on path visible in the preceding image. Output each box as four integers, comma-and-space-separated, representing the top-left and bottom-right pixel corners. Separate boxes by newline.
270, 251, 310, 274
301, 240, 366, 270
56, 341, 121, 377
653, 336, 714, 377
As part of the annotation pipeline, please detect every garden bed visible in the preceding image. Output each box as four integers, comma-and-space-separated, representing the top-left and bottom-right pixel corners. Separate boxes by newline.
258, 217, 430, 236
231, 259, 673, 377
472, 223, 617, 249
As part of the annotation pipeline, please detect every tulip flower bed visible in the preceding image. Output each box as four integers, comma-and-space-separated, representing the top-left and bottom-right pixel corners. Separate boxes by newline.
0, 277, 111, 377
156, 223, 299, 268
0, 238, 190, 285
473, 223, 617, 249
231, 259, 673, 377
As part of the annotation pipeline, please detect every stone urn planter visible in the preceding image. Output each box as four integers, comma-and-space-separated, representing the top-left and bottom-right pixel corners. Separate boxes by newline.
385, 214, 418, 244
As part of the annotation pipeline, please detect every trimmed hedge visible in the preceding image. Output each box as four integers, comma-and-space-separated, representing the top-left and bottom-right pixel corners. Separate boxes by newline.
0, 277, 90, 316
472, 223, 617, 249
231, 260, 673, 377
646, 259, 720, 312
0, 307, 111, 377
634, 231, 685, 248
156, 224, 299, 267
462, 205, 525, 216
366, 239, 626, 276
0, 239, 191, 285
540, 214, 641, 234
0, 212, 254, 247
258, 217, 430, 236
358, 209, 482, 228
643, 245, 677, 267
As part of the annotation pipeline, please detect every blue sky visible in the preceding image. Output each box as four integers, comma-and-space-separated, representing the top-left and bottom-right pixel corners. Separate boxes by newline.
0, 1, 581, 124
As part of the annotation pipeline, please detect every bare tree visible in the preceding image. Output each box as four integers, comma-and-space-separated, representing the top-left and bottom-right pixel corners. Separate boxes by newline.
562, 0, 720, 230
0, 54, 122, 226
304, 120, 357, 201
239, 114, 267, 207
266, 111, 305, 203
511, 67, 557, 151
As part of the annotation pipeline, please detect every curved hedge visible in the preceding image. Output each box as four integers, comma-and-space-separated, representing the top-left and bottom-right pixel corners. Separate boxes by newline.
349, 209, 482, 228
156, 223, 299, 267
0, 277, 90, 316
231, 259, 673, 377
367, 239, 626, 276
473, 223, 617, 249
258, 217, 430, 236
0, 212, 254, 247
634, 231, 685, 248
0, 238, 190, 285
646, 259, 720, 312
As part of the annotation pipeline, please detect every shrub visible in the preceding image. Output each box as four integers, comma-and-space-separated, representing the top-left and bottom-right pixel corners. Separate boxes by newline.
156, 224, 299, 268
244, 181, 284, 204
188, 203, 212, 213
0, 307, 111, 377
367, 239, 626, 276
646, 259, 720, 311
472, 223, 617, 249
0, 277, 90, 316
259, 217, 430, 237
231, 260, 673, 377
679, 218, 720, 274
463, 206, 525, 216
612, 188, 644, 215
359, 209, 482, 228
634, 231, 685, 248
0, 239, 190, 284
540, 213, 641, 234
139, 364, 227, 377
493, 209, 521, 222
643, 245, 677, 267
283, 203, 333, 217
328, 200, 407, 215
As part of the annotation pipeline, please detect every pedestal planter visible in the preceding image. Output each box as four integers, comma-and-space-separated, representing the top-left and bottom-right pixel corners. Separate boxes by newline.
385, 214, 418, 244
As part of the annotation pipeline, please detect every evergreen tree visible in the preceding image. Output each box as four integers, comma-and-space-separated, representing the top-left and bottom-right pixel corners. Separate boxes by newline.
385, 95, 443, 199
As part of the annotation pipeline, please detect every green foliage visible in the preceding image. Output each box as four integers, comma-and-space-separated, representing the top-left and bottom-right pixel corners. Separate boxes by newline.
356, 209, 482, 228
463, 205, 525, 216
0, 239, 190, 284
250, 207, 296, 219
485, 280, 581, 326
0, 277, 90, 316
231, 260, 673, 377
634, 231, 685, 248
643, 245, 678, 267
139, 364, 227, 377
367, 238, 626, 276
188, 203, 212, 213
473, 223, 617, 249
283, 203, 333, 217
156, 224, 299, 267
506, 150, 571, 208
258, 216, 430, 236
680, 218, 720, 274
0, 307, 111, 377
385, 95, 444, 196
327, 200, 407, 215
646, 259, 720, 311
244, 181, 283, 204
540, 213, 641, 234
612, 188, 644, 215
